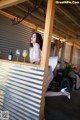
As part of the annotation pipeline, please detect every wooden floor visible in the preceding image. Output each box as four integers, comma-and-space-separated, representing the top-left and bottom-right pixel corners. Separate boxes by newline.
45, 90, 80, 120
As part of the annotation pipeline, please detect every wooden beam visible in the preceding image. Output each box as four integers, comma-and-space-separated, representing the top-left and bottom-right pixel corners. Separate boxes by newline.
55, 40, 60, 56
16, 4, 44, 22
37, 27, 60, 41
60, 42, 65, 62
1, 10, 80, 49
6, 3, 78, 38
0, 10, 60, 40
56, 5, 80, 27
66, 37, 80, 46
40, 0, 56, 119
69, 43, 74, 63
54, 24, 76, 38
55, 15, 77, 35
0, 0, 28, 9
75, 4, 80, 11
74, 44, 80, 49
1, 6, 44, 27
54, 28, 68, 38
0, 10, 36, 29
41, 0, 56, 66
66, 42, 80, 49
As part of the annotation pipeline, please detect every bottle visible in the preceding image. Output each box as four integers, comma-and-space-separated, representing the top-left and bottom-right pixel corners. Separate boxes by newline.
8, 50, 13, 61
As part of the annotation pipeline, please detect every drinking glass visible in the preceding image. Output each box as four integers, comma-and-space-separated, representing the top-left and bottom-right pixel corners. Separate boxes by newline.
22, 50, 28, 62
16, 49, 20, 61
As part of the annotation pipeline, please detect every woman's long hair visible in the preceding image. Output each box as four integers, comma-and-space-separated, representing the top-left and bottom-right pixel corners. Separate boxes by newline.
30, 33, 43, 50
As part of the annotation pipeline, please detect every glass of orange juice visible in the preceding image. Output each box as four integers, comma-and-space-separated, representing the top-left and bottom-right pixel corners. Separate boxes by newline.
22, 50, 28, 62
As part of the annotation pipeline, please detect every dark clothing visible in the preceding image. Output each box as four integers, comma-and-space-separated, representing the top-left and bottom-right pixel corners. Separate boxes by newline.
68, 77, 76, 91
56, 68, 63, 86
60, 77, 70, 92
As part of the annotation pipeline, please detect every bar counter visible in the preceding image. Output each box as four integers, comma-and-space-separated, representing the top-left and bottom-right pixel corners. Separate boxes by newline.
0, 59, 44, 120
0, 59, 40, 67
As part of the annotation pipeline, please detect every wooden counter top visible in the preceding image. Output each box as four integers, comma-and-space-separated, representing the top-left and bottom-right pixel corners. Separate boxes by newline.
0, 59, 40, 67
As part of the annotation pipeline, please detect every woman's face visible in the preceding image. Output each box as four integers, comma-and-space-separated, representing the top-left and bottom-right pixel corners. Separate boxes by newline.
31, 33, 36, 44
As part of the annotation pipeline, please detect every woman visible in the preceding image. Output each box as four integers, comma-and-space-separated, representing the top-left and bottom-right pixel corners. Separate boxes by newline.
29, 32, 43, 64
29, 32, 70, 98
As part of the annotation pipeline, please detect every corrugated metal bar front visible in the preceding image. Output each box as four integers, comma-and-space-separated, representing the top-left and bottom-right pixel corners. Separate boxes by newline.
0, 61, 44, 120
0, 14, 32, 61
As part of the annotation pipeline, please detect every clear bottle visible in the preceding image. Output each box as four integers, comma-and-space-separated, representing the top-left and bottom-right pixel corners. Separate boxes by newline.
8, 50, 13, 61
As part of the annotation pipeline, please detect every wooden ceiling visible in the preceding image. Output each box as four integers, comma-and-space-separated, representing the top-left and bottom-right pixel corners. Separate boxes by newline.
0, 0, 80, 45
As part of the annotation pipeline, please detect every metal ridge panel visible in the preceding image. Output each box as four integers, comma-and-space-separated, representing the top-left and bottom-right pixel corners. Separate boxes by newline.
0, 61, 44, 120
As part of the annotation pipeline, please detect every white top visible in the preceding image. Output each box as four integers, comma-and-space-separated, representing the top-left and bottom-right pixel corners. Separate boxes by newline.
29, 43, 41, 64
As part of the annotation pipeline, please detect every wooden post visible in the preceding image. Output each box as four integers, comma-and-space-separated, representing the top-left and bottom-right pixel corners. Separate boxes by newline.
33, 25, 38, 33
55, 40, 60, 56
60, 42, 65, 62
70, 43, 74, 64
40, 0, 56, 119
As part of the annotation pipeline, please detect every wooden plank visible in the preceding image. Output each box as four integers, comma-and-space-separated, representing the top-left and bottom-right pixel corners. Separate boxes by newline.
67, 42, 80, 49
41, 0, 56, 67
0, 59, 40, 67
0, 10, 36, 29
56, 5, 80, 27
40, 0, 56, 119
55, 40, 60, 56
69, 43, 74, 64
0, 0, 28, 9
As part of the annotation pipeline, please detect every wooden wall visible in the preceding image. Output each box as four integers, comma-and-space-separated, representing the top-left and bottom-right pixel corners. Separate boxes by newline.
72, 46, 80, 69
64, 42, 72, 62
62, 42, 80, 70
